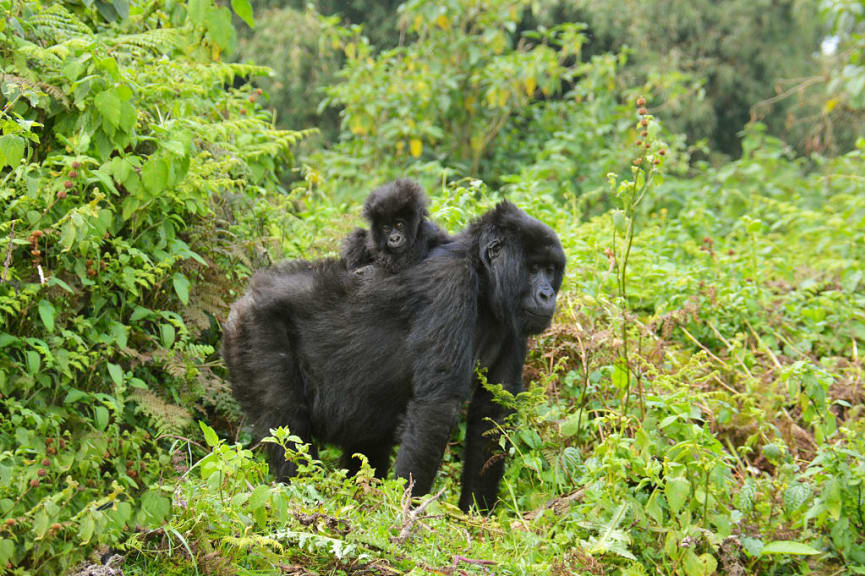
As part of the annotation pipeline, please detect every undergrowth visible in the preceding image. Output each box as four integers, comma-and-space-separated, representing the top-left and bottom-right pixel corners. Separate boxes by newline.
1, 1, 864, 575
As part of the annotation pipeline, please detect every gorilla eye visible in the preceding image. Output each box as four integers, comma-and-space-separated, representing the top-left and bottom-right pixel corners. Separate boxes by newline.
395, 221, 405, 231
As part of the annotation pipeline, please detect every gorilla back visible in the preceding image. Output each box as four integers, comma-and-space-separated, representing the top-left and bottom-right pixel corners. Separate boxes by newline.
223, 201, 565, 512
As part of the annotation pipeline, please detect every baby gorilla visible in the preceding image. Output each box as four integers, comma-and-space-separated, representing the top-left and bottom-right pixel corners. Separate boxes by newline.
341, 179, 449, 274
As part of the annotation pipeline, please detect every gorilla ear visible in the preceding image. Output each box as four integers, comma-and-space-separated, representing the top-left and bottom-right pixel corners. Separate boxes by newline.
482, 239, 502, 266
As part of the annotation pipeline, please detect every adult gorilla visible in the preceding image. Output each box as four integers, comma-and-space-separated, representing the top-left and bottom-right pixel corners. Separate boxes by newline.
223, 201, 565, 511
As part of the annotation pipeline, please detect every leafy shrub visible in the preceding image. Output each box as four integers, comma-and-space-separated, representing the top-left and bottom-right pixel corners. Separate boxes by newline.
0, 0, 309, 572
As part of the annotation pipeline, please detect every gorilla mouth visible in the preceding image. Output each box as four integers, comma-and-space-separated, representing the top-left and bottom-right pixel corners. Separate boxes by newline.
522, 308, 554, 332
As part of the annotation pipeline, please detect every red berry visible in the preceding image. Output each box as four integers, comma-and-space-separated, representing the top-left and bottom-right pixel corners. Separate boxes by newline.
46, 446, 57, 455
30, 478, 40, 488
636, 96, 646, 107
37, 468, 47, 477
638, 107, 648, 116
635, 140, 642, 147
641, 118, 648, 127
659, 149, 666, 156
248, 95, 256, 103
57, 190, 67, 199
72, 161, 81, 169
41, 458, 50, 466
3, 518, 15, 527
64, 180, 74, 189
255, 88, 263, 96
68, 170, 78, 179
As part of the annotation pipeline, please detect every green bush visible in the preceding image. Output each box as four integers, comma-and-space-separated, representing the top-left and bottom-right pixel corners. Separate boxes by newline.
0, 0, 309, 572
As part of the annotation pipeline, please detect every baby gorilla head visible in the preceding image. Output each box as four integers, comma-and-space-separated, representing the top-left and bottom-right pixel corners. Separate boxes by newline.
363, 179, 428, 257
342, 179, 449, 275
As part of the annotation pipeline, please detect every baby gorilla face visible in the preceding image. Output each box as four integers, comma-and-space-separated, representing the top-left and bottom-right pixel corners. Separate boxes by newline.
383, 219, 408, 251
373, 213, 419, 256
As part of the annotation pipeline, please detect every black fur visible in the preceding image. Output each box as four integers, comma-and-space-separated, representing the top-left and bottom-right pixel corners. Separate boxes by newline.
341, 179, 450, 274
223, 201, 565, 512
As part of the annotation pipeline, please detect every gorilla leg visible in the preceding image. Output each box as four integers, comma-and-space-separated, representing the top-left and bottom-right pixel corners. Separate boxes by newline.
458, 384, 507, 512
223, 297, 317, 480
458, 345, 526, 512
395, 398, 464, 496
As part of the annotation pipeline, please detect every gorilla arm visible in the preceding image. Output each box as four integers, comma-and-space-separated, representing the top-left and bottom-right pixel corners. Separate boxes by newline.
394, 254, 478, 496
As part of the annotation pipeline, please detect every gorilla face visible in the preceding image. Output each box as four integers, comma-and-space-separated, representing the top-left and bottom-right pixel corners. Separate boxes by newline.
373, 214, 420, 255
521, 261, 560, 334
478, 203, 565, 336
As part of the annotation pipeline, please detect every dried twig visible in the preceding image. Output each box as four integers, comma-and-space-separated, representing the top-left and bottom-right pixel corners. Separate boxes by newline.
393, 476, 446, 544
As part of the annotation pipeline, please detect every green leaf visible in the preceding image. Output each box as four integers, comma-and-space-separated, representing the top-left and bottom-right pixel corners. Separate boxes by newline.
612, 358, 629, 390
559, 414, 582, 437
231, 0, 254, 28
159, 323, 175, 348
783, 482, 811, 514
78, 513, 95, 544
64, 389, 89, 404
38, 299, 55, 333
199, 421, 219, 447
206, 6, 236, 53
0, 134, 25, 169
665, 476, 690, 515
172, 273, 190, 305
141, 156, 168, 195
95, 89, 122, 129
107, 363, 123, 387
187, 0, 211, 25
682, 550, 717, 576
94, 406, 110, 430
140, 490, 171, 526
0, 538, 13, 568
248, 485, 270, 510
760, 541, 821, 556
25, 350, 40, 375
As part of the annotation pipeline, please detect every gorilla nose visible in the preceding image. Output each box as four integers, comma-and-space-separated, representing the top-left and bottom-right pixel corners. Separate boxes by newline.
388, 233, 404, 248
538, 286, 554, 303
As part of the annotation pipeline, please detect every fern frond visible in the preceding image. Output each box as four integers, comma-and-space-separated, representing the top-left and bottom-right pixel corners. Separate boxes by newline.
109, 28, 185, 52
31, 4, 93, 44
130, 388, 192, 435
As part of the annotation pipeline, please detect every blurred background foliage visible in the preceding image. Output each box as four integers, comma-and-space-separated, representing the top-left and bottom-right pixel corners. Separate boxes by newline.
2, 0, 865, 574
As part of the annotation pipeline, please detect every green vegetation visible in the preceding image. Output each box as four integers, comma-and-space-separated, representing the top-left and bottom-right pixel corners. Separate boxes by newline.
1, 0, 864, 575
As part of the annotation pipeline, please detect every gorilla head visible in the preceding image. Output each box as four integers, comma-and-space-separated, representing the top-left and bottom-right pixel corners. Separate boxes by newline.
472, 202, 565, 336
342, 179, 449, 274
